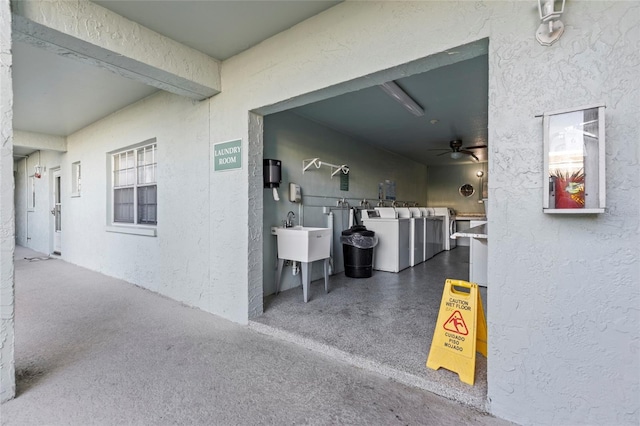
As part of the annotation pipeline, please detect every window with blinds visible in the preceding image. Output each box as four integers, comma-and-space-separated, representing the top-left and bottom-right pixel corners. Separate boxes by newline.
112, 142, 157, 225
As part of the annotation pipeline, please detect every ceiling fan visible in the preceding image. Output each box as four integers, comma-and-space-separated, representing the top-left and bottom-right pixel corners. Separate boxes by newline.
431, 139, 487, 161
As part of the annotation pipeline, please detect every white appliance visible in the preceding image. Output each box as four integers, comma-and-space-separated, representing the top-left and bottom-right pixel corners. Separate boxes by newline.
469, 220, 488, 287
431, 207, 456, 251
419, 208, 433, 261
425, 215, 443, 260
408, 207, 424, 266
361, 208, 411, 273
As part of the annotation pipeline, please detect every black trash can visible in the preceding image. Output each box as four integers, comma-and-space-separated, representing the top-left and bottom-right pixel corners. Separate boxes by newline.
341, 225, 377, 278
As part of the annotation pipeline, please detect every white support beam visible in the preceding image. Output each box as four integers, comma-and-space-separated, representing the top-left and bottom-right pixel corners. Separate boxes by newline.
0, 0, 16, 404
12, 0, 221, 100
14, 130, 67, 152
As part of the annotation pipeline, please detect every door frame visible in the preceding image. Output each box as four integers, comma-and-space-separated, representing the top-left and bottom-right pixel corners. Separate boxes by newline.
50, 167, 61, 255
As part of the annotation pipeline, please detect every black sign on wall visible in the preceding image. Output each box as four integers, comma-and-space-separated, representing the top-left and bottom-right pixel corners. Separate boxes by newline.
340, 171, 349, 191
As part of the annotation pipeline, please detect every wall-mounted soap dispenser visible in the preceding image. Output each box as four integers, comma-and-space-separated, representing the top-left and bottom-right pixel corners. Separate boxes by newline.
263, 159, 282, 201
289, 183, 301, 203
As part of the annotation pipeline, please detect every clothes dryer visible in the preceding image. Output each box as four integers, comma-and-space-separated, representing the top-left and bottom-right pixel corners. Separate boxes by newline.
431, 207, 456, 251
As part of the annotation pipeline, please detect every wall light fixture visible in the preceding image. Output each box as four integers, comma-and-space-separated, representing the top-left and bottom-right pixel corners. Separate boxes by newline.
536, 0, 566, 46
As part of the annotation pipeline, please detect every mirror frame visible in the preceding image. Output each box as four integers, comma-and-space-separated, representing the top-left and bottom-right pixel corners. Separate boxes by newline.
459, 183, 475, 197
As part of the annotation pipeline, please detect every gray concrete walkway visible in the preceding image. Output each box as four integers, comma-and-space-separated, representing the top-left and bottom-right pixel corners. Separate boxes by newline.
2, 246, 512, 425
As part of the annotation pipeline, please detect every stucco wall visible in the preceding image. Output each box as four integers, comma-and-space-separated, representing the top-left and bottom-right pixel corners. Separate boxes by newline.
0, 0, 14, 403
214, 1, 638, 424
262, 111, 427, 296
486, 3, 639, 424
53, 92, 212, 313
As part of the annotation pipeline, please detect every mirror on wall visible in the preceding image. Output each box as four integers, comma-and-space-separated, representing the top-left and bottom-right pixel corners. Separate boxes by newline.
459, 183, 475, 197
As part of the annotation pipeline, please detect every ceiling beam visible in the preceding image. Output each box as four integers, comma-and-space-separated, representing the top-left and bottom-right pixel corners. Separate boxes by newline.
12, 0, 221, 101
13, 130, 67, 153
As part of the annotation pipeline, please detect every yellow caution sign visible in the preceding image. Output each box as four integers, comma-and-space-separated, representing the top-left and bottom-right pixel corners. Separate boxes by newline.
426, 279, 487, 385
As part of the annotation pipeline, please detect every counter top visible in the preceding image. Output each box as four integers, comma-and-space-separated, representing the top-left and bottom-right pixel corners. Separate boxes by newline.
451, 223, 487, 240
455, 215, 487, 221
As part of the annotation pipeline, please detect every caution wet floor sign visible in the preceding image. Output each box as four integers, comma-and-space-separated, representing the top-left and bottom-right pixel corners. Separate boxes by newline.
426, 279, 487, 385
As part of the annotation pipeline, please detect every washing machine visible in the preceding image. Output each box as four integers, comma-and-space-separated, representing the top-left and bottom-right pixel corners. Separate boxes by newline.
361, 208, 410, 273
419, 208, 432, 261
426, 215, 444, 258
420, 207, 444, 259
408, 207, 424, 266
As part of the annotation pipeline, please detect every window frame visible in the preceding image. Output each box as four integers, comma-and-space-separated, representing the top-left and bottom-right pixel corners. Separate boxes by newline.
108, 139, 157, 231
71, 161, 81, 197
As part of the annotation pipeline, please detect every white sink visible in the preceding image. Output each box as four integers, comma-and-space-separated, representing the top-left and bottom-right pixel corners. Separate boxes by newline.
275, 226, 331, 262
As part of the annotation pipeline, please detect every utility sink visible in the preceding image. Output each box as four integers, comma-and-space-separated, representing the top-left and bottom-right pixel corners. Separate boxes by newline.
275, 226, 331, 262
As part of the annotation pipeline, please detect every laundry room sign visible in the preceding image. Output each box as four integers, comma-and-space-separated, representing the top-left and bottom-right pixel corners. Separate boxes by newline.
213, 139, 242, 172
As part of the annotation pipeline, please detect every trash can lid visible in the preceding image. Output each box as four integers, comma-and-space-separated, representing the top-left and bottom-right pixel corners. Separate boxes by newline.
342, 225, 375, 237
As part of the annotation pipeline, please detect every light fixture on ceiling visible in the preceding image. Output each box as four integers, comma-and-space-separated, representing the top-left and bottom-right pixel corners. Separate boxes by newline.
379, 81, 425, 117
536, 0, 565, 46
450, 152, 463, 160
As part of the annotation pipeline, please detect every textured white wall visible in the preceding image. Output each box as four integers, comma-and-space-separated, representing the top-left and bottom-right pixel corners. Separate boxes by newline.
0, 0, 15, 403
57, 92, 212, 313
213, 1, 638, 424
486, 3, 639, 424
262, 111, 428, 296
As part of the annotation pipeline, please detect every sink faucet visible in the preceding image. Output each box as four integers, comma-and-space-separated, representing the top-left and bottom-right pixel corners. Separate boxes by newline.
284, 211, 295, 228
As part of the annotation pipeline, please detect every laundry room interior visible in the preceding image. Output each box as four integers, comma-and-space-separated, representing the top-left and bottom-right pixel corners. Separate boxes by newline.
257, 52, 490, 403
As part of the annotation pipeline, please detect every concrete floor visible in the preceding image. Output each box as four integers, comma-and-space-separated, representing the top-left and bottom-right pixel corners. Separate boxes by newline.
251, 247, 489, 410
1, 246, 511, 425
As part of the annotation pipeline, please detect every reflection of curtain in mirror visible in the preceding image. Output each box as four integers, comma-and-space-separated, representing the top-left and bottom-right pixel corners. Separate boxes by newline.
583, 108, 599, 208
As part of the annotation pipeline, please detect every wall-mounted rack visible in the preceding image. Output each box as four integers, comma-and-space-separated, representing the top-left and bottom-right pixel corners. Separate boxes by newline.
302, 158, 349, 178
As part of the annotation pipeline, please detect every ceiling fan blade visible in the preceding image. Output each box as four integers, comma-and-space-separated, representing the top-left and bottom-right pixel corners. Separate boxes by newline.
463, 145, 487, 150
460, 150, 479, 161
427, 148, 451, 152
436, 151, 451, 156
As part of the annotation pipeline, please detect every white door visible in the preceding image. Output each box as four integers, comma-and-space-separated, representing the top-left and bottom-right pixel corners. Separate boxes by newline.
51, 169, 62, 254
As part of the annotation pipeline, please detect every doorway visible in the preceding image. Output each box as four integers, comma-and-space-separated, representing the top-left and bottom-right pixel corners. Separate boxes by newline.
251, 41, 490, 408
51, 168, 61, 255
